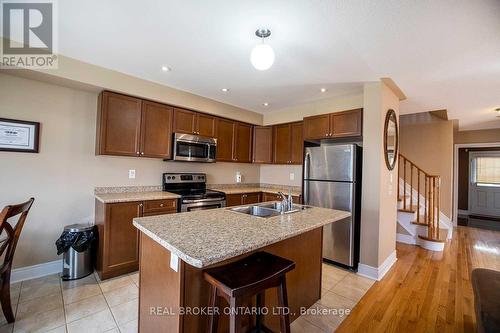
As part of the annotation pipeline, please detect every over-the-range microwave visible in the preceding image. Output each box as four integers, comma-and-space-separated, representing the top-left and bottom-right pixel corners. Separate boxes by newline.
172, 133, 217, 162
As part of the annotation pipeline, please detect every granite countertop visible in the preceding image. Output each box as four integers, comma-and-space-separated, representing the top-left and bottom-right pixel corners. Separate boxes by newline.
212, 186, 302, 197
133, 205, 350, 268
95, 191, 180, 203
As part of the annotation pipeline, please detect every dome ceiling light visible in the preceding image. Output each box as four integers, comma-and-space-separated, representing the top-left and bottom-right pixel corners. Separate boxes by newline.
250, 28, 275, 71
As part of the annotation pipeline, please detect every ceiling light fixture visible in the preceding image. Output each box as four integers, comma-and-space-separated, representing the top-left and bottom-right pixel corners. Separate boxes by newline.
250, 29, 275, 71
320, 88, 327, 93
161, 66, 171, 72
496, 108, 500, 117
221, 88, 229, 92
263, 102, 269, 106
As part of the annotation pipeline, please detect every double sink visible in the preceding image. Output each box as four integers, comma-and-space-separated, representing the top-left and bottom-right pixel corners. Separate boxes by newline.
229, 201, 311, 218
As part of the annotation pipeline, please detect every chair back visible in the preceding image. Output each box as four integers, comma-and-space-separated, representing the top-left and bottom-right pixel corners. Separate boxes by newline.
0, 198, 34, 272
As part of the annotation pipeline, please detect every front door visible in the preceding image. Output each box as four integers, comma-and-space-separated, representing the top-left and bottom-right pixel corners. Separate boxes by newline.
469, 152, 500, 217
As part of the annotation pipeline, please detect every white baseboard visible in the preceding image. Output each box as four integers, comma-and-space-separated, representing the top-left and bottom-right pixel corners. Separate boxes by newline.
396, 233, 417, 245
11, 259, 62, 284
357, 250, 397, 281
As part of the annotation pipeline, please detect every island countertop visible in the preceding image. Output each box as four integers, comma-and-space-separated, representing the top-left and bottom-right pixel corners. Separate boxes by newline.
133, 205, 350, 268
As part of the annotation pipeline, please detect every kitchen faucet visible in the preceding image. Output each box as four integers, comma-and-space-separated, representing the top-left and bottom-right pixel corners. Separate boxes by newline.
277, 190, 293, 213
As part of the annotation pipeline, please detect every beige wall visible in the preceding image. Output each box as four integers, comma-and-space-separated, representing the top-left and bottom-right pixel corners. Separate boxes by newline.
2, 52, 263, 125
262, 94, 363, 125
360, 81, 399, 268
0, 73, 261, 268
259, 165, 303, 187
454, 128, 500, 144
400, 115, 454, 218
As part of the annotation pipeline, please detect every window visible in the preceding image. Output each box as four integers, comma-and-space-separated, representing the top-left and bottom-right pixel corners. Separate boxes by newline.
474, 156, 500, 185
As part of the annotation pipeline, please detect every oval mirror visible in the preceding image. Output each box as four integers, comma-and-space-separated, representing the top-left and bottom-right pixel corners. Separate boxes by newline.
384, 109, 398, 170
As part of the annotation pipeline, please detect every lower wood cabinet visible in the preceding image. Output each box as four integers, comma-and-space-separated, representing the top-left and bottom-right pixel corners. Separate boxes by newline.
225, 192, 301, 207
261, 192, 301, 204
95, 198, 177, 280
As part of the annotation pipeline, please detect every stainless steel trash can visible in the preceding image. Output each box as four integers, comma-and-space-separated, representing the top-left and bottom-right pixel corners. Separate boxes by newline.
62, 224, 94, 280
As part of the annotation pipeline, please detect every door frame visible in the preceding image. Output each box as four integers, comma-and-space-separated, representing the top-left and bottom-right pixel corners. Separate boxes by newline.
453, 142, 500, 226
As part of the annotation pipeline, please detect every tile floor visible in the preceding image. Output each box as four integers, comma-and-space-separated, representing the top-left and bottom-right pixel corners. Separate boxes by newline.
0, 263, 374, 333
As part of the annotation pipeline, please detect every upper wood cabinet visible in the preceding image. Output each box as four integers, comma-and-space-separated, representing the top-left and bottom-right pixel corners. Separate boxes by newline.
97, 92, 142, 157
173, 108, 216, 137
215, 119, 252, 163
303, 114, 330, 140
234, 123, 253, 163
252, 126, 273, 164
140, 101, 173, 158
273, 121, 303, 165
330, 109, 363, 138
216, 118, 236, 162
303, 109, 362, 140
96, 91, 173, 158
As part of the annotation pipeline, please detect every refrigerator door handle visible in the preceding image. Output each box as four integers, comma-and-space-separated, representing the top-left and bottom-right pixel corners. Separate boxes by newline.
304, 151, 311, 180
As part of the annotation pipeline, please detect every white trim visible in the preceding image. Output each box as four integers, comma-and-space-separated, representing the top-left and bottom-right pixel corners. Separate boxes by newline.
11, 259, 62, 284
357, 250, 397, 281
396, 233, 417, 245
453, 142, 500, 227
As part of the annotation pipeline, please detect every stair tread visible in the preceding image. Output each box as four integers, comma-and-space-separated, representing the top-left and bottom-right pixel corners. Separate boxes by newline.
398, 205, 418, 213
418, 228, 448, 243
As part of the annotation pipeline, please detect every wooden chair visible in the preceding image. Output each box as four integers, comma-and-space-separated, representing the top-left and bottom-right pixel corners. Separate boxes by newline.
0, 198, 34, 323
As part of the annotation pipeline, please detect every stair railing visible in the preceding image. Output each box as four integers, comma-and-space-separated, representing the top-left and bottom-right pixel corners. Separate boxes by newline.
398, 154, 441, 240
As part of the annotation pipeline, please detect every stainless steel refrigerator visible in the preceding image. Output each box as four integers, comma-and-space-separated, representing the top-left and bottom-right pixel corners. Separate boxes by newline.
303, 143, 362, 270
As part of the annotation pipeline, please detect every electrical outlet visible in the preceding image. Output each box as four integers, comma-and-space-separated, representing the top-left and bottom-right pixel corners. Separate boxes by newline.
128, 169, 136, 179
236, 171, 242, 183
289, 173, 295, 181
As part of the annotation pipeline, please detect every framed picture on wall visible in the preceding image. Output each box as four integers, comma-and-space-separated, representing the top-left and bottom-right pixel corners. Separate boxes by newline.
0, 118, 40, 153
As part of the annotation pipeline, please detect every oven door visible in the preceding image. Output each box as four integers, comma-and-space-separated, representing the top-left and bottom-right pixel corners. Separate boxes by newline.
181, 199, 226, 212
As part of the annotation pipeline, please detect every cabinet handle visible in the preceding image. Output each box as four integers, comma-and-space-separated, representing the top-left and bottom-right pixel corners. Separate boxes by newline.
136, 151, 140, 155
139, 203, 143, 207
160, 203, 164, 207
141, 152, 144, 155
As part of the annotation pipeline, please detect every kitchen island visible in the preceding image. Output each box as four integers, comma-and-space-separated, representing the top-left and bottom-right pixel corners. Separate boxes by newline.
133, 204, 350, 332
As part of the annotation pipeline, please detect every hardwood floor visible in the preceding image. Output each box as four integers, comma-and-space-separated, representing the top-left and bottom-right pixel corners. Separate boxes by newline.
336, 226, 500, 333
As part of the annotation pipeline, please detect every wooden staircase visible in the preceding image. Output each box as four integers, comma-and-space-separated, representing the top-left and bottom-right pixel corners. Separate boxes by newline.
397, 154, 449, 247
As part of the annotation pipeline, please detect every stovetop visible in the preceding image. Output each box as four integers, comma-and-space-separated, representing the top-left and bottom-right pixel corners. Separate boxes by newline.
168, 189, 225, 201
162, 173, 225, 201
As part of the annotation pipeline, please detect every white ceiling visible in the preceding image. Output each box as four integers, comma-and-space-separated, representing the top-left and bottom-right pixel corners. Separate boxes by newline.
54, 0, 500, 130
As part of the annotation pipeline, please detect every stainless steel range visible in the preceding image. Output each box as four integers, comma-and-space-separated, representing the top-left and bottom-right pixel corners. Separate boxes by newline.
162, 173, 226, 212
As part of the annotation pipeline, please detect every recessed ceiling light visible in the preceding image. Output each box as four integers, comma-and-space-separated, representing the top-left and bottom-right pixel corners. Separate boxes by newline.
496, 108, 500, 117
263, 102, 269, 106
161, 66, 171, 72
320, 88, 327, 93
221, 88, 229, 92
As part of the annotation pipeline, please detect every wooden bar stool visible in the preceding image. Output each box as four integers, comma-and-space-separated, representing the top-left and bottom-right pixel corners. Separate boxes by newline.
203, 251, 295, 333
0, 198, 35, 323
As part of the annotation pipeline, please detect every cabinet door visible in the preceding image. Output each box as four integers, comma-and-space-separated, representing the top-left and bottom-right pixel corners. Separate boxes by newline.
234, 123, 253, 163
140, 101, 173, 159
226, 194, 243, 207
303, 114, 330, 140
262, 192, 281, 202
290, 122, 304, 164
105, 202, 141, 275
216, 118, 236, 162
242, 193, 261, 204
173, 108, 196, 134
273, 124, 291, 164
330, 109, 362, 138
197, 114, 216, 137
252, 126, 273, 163
97, 91, 142, 156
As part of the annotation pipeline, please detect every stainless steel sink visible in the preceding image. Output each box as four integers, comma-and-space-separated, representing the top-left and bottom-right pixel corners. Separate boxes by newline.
228, 202, 312, 218
229, 205, 281, 218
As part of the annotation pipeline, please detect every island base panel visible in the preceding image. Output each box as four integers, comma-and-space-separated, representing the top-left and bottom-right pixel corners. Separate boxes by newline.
139, 227, 323, 333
